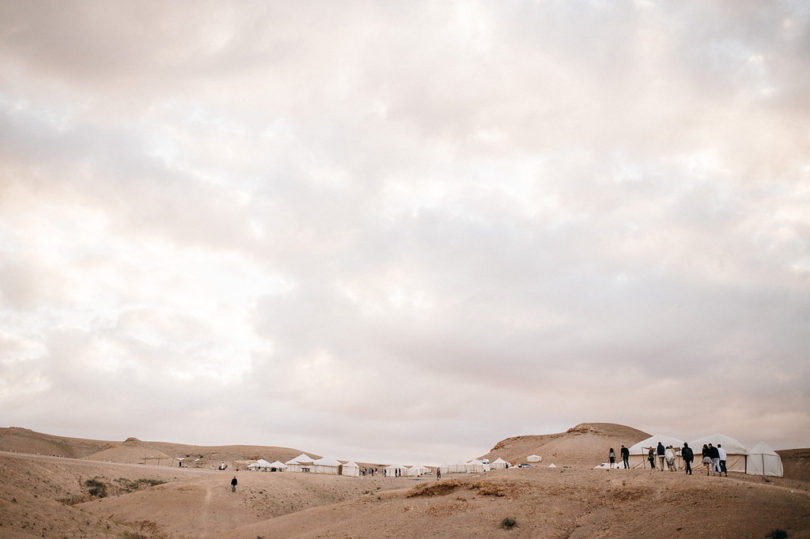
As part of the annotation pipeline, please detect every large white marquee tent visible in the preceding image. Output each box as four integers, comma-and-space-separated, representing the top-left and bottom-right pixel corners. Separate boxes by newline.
689, 434, 749, 473
627, 434, 685, 469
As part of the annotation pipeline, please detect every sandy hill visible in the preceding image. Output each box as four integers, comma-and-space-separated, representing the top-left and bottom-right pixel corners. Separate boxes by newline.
0, 428, 313, 470
0, 427, 115, 458
481, 423, 650, 466
84, 437, 174, 465
779, 449, 810, 483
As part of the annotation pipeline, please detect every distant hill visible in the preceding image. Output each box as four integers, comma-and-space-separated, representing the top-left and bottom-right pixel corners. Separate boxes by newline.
0, 427, 314, 469
0, 427, 116, 458
777, 448, 810, 482
480, 423, 650, 466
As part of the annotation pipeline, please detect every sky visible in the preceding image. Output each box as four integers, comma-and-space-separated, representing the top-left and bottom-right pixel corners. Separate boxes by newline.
0, 1, 808, 464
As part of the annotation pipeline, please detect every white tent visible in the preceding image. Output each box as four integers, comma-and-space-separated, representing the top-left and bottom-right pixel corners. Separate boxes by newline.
285, 453, 315, 472
689, 434, 749, 473
465, 459, 489, 473
248, 458, 273, 471
312, 457, 341, 474
384, 464, 407, 477
526, 454, 542, 463
340, 461, 360, 477
746, 442, 783, 477
627, 434, 685, 469
268, 460, 287, 471
439, 463, 467, 474
404, 464, 429, 477
491, 457, 511, 470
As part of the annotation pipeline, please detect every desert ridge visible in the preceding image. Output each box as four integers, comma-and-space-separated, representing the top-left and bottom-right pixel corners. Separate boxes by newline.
1, 423, 809, 538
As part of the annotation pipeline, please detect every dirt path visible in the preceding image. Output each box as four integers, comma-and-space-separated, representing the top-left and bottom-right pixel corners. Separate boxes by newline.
199, 481, 214, 534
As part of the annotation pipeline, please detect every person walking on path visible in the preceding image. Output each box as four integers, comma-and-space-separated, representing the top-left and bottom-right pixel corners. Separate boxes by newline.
609, 448, 616, 468
682, 443, 694, 475
656, 442, 666, 471
231, 476, 237, 492
621, 445, 630, 469
701, 444, 712, 475
648, 447, 656, 469
708, 444, 720, 476
717, 444, 728, 476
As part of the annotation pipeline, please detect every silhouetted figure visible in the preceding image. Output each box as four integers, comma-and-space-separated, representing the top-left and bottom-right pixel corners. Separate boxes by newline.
621, 445, 630, 469
231, 476, 237, 492
657, 442, 666, 470
682, 443, 693, 475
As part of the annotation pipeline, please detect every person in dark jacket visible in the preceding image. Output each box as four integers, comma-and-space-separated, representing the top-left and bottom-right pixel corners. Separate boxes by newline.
620, 445, 630, 469
231, 476, 238, 492
701, 444, 712, 475
648, 447, 656, 469
656, 442, 666, 471
681, 443, 694, 475
708, 444, 720, 475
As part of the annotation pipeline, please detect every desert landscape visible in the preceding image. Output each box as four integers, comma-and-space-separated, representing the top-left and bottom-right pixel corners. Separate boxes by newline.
1, 423, 808, 538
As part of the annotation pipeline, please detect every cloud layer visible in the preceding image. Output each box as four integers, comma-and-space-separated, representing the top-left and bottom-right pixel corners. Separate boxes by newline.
1, 0, 808, 462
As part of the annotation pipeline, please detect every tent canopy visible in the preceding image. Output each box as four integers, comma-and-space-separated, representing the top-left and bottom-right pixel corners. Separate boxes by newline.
628, 434, 685, 455
313, 457, 341, 466
689, 434, 749, 455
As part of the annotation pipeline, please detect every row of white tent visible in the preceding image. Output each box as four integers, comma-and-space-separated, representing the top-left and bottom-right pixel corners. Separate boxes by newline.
250, 454, 517, 477
621, 433, 783, 476
247, 454, 362, 476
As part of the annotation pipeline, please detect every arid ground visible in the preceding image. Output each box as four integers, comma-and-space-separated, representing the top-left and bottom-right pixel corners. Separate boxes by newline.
1, 424, 808, 538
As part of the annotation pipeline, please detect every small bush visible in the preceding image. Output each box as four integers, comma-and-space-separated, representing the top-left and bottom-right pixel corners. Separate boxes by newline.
85, 478, 107, 498
766, 530, 788, 539
502, 517, 517, 530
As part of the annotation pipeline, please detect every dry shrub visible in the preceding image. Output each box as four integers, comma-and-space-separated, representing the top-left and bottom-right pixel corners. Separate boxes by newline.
407, 480, 462, 498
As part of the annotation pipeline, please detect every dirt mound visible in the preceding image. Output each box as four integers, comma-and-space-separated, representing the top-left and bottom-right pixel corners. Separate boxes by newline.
482, 423, 650, 466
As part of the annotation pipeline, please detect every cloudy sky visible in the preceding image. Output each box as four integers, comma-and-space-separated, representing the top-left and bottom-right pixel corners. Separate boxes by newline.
1, 1, 808, 464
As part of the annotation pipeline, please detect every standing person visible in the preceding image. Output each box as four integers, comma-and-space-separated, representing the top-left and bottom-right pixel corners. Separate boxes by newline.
708, 444, 720, 476
648, 447, 656, 469
608, 448, 616, 468
437, 467, 441, 480
681, 443, 694, 475
717, 444, 728, 476
657, 442, 666, 471
621, 445, 630, 470
701, 444, 712, 475
231, 476, 237, 492
665, 446, 676, 472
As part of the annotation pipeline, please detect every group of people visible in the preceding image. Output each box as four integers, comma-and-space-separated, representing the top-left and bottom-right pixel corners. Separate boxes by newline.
644, 442, 680, 472
608, 445, 631, 469
636, 441, 728, 476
